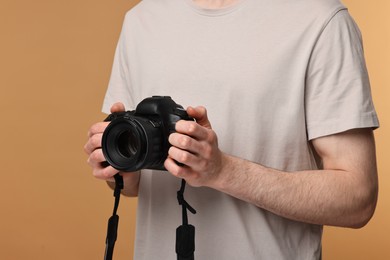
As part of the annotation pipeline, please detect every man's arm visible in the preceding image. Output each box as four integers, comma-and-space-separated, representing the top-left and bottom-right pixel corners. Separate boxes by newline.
165, 107, 378, 228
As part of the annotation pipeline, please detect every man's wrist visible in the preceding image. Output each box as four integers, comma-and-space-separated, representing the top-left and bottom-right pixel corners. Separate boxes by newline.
106, 171, 141, 197
207, 153, 236, 192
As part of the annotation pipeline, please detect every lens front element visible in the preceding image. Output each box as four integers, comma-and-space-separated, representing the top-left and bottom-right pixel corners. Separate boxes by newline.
117, 130, 139, 158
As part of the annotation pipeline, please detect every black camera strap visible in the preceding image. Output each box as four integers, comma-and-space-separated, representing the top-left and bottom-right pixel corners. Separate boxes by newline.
104, 174, 123, 260
176, 179, 196, 260
103, 176, 196, 260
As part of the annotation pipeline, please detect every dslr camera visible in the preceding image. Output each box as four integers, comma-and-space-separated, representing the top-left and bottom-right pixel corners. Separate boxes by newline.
102, 96, 192, 172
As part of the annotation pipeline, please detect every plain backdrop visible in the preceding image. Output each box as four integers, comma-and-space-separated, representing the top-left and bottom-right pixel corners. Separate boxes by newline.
0, 0, 389, 259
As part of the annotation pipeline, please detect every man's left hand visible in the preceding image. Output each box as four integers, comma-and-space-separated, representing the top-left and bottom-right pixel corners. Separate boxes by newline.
164, 106, 225, 187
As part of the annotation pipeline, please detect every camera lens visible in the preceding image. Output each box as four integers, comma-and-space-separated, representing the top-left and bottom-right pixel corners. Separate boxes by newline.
117, 130, 138, 158
102, 115, 164, 172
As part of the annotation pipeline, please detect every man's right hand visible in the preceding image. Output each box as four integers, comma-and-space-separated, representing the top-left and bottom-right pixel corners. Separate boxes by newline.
84, 102, 140, 196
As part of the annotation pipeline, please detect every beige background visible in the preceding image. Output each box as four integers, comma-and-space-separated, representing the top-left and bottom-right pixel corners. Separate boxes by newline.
0, 0, 388, 259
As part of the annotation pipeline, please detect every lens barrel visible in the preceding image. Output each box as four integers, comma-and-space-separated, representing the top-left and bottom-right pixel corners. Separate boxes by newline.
102, 116, 164, 172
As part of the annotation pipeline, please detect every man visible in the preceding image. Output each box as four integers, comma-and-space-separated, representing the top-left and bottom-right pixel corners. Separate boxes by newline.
84, 0, 379, 259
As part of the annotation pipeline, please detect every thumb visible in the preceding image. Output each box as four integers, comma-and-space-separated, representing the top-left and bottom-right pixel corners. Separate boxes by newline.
110, 102, 126, 113
187, 106, 212, 129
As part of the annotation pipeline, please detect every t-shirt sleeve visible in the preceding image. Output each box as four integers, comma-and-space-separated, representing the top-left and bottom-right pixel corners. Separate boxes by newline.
305, 9, 379, 140
102, 15, 135, 114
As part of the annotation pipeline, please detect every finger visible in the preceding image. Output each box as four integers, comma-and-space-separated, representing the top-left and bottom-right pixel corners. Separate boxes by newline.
187, 106, 212, 129
110, 102, 126, 113
93, 165, 118, 181
164, 157, 193, 178
84, 133, 103, 155
175, 120, 209, 141
168, 146, 200, 167
87, 122, 109, 138
169, 132, 203, 154
87, 149, 106, 168
87, 149, 118, 180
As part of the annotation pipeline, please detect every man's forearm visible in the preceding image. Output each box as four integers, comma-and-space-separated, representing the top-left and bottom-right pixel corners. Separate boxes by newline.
211, 154, 378, 228
165, 115, 378, 228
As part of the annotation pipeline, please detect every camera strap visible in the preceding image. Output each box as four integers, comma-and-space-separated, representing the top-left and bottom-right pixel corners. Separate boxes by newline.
103, 175, 196, 260
104, 174, 124, 260
176, 179, 196, 260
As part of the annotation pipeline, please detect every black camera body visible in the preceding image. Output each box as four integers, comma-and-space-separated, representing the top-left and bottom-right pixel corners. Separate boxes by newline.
102, 96, 192, 172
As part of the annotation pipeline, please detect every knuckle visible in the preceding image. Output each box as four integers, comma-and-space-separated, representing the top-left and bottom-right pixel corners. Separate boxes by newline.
180, 135, 191, 148
187, 122, 197, 134
89, 124, 98, 135
180, 152, 190, 163
171, 163, 185, 177
175, 167, 186, 176
101, 168, 112, 179
89, 122, 106, 136
90, 150, 102, 162
91, 134, 102, 148
92, 169, 100, 178
90, 151, 98, 162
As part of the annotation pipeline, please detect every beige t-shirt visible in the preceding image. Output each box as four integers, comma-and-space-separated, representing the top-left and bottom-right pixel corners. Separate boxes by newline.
102, 0, 379, 259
